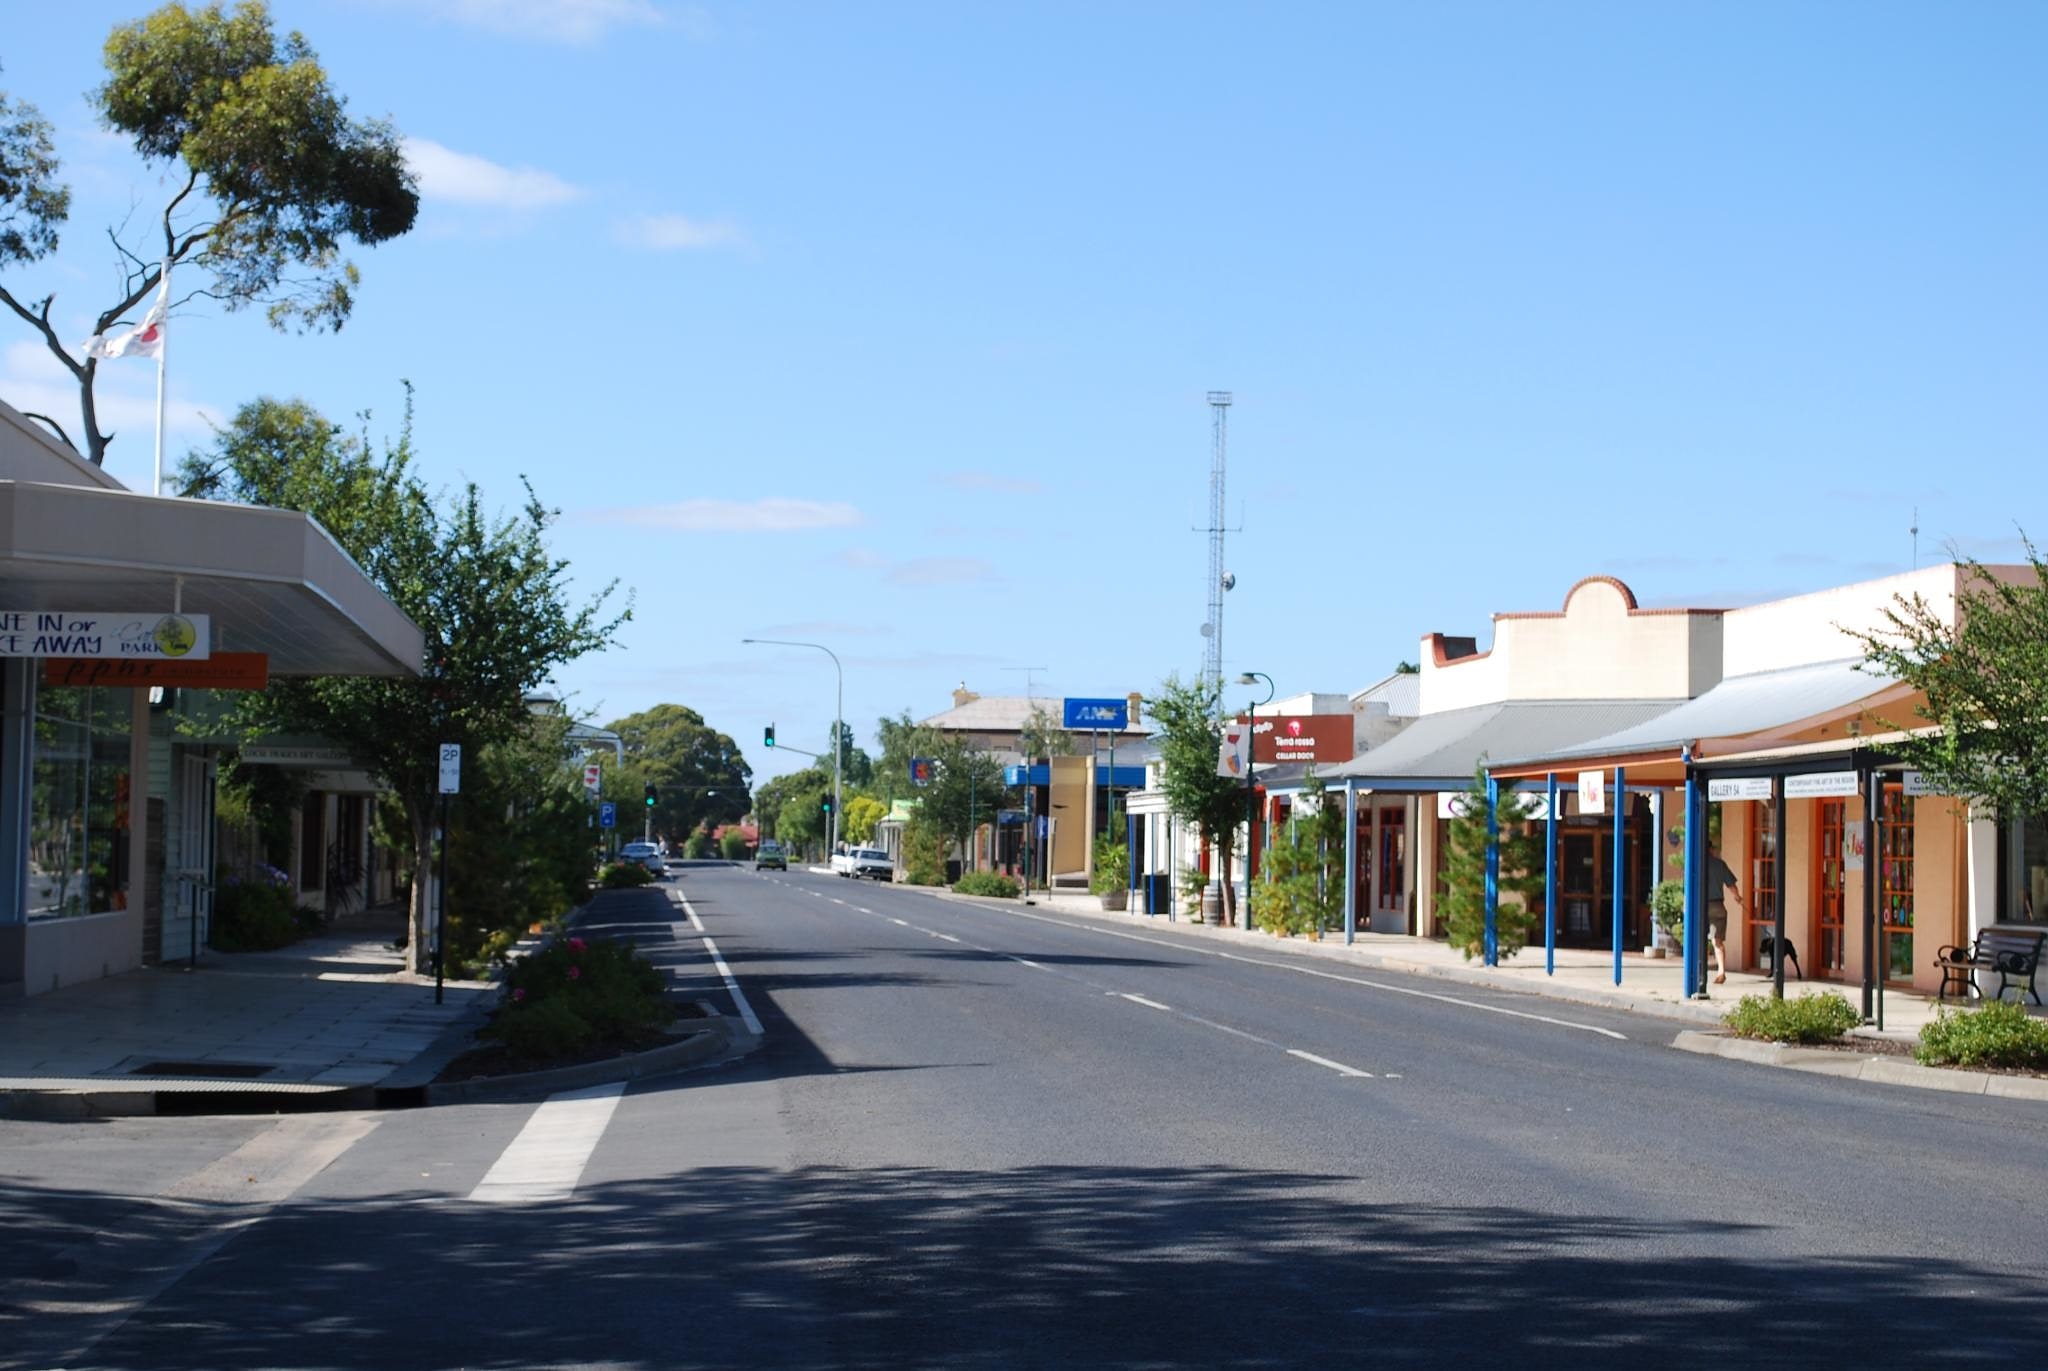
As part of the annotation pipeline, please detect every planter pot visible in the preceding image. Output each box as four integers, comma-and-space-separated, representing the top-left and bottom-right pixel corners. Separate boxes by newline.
1201, 886, 1225, 924
1099, 889, 1128, 912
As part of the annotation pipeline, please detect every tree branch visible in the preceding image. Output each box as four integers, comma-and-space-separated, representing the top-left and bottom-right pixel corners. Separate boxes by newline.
19, 412, 76, 449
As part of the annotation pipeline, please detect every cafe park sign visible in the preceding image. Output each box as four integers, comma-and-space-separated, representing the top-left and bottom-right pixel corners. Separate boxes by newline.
0, 610, 210, 661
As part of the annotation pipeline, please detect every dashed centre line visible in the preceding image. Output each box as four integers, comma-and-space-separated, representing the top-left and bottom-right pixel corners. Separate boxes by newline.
1118, 992, 1174, 1013
1288, 1049, 1375, 1078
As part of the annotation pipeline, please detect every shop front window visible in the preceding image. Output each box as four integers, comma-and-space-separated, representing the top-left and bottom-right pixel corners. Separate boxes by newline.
2003, 815, 2048, 925
28, 685, 131, 919
1880, 784, 1914, 980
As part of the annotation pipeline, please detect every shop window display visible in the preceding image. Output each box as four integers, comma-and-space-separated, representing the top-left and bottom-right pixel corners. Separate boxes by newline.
28, 685, 131, 918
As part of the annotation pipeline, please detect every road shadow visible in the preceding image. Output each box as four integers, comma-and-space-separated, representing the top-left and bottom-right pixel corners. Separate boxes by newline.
8, 1161, 2040, 1370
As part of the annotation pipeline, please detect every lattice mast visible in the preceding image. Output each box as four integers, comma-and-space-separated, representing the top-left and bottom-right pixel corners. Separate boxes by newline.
1202, 391, 1232, 694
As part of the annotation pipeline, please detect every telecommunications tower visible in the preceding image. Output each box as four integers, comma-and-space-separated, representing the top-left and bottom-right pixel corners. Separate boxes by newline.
1201, 391, 1233, 693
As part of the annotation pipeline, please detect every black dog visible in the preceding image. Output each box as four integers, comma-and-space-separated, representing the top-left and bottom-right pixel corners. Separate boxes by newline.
1758, 935, 1804, 981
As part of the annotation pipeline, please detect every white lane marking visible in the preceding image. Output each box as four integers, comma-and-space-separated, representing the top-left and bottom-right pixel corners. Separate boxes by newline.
947, 901, 1627, 1040
830, 897, 846, 905
889, 918, 910, 927
1118, 992, 1173, 1012
855, 907, 873, 914
675, 892, 764, 1035
469, 1083, 626, 1204
932, 932, 961, 944
1013, 957, 1047, 971
1288, 1049, 1375, 1078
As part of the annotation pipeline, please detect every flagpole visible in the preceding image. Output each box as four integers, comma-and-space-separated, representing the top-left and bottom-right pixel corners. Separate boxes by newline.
152, 263, 168, 497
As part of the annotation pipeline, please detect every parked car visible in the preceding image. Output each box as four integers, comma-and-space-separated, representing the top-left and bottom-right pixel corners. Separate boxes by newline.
832, 846, 893, 881
619, 841, 666, 877
755, 840, 788, 871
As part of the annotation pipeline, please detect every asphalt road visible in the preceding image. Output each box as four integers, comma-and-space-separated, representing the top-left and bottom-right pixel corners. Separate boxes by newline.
6, 864, 2047, 1370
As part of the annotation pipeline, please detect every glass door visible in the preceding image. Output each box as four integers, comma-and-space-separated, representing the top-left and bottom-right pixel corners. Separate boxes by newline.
1815, 799, 1846, 975
1747, 801, 1779, 968
1880, 784, 1914, 981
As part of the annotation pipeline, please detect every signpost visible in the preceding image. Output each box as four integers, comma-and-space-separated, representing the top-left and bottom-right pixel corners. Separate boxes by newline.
599, 800, 617, 828
583, 762, 602, 794
435, 744, 460, 1003
1247, 714, 1355, 764
0, 610, 210, 660
1062, 698, 1129, 730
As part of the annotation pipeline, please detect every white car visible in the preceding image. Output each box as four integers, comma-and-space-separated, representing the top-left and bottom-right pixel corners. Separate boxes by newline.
831, 846, 893, 880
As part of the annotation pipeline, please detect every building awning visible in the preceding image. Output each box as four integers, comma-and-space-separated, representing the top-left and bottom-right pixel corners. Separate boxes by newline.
1488, 659, 1914, 783
0, 481, 423, 677
1319, 699, 1683, 792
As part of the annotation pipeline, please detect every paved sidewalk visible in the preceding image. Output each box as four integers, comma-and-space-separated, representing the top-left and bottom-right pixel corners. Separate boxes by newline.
0, 913, 489, 1110
1003, 890, 1949, 1042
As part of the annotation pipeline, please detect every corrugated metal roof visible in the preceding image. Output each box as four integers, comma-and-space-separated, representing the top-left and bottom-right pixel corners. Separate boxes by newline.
1320, 699, 1684, 787
921, 695, 1147, 735
1354, 671, 1422, 717
1503, 659, 1898, 767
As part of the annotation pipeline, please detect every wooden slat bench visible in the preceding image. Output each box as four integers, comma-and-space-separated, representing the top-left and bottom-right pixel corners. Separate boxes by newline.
1935, 928, 2046, 1006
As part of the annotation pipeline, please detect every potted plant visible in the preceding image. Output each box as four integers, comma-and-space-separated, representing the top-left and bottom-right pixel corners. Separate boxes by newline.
1650, 879, 1685, 957
1091, 834, 1129, 911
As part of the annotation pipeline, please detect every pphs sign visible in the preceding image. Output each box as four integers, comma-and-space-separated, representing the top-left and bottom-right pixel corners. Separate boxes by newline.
1246, 714, 1355, 764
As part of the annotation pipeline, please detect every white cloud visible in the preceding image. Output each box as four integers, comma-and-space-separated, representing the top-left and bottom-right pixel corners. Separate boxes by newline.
615, 213, 748, 252
835, 548, 999, 586
0, 340, 218, 483
583, 498, 865, 532
939, 471, 1045, 496
403, 137, 584, 210
396, 0, 680, 44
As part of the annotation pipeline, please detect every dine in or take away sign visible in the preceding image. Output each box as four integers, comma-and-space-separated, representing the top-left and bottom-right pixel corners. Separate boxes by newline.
1245, 714, 1356, 764
0, 610, 210, 660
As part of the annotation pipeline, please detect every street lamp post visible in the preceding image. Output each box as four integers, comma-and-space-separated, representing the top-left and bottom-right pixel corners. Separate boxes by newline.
1235, 671, 1275, 932
742, 638, 844, 854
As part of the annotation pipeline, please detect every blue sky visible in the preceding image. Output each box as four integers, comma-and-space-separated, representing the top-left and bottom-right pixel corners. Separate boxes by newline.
4, 1, 2043, 786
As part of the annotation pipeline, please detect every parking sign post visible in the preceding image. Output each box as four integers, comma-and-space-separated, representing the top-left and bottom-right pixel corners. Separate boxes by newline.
435, 744, 460, 1004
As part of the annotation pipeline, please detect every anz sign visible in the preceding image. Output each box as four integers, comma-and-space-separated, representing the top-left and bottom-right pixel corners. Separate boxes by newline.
1062, 698, 1129, 730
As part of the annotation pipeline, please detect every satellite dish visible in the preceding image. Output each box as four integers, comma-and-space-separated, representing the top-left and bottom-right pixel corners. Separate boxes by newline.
1199, 622, 1214, 638
1221, 571, 1236, 591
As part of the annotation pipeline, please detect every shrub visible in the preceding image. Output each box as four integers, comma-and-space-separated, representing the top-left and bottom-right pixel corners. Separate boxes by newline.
210, 865, 299, 951
720, 832, 750, 861
1090, 837, 1130, 895
1915, 1000, 2048, 1070
1179, 867, 1211, 918
685, 831, 715, 859
1651, 879, 1685, 940
903, 815, 946, 886
599, 862, 652, 889
954, 871, 1020, 899
1723, 992, 1862, 1044
482, 934, 675, 1066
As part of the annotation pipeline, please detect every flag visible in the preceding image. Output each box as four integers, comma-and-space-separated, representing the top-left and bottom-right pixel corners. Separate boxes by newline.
83, 266, 169, 361
1216, 722, 1248, 779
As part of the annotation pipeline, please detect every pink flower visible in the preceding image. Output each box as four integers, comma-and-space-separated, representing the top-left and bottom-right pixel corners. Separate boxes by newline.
567, 937, 588, 953
567, 965, 581, 980
512, 987, 526, 1002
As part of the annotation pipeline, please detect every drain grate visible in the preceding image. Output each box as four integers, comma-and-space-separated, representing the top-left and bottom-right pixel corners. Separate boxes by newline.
129, 1060, 276, 1080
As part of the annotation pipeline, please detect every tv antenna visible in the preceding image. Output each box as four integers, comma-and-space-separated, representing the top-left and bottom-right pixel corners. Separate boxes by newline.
1004, 665, 1050, 703
1194, 391, 1241, 695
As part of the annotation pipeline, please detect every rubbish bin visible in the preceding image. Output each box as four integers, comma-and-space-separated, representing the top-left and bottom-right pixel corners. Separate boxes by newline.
1144, 873, 1171, 918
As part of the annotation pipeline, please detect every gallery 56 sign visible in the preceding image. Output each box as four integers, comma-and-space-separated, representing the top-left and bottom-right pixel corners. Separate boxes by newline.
1248, 715, 1355, 764
0, 610, 210, 661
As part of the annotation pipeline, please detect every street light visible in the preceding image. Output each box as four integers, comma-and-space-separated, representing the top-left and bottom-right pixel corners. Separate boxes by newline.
743, 637, 844, 854
1236, 671, 1275, 932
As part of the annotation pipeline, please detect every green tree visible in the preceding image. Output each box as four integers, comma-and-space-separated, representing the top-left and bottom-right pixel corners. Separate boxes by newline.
921, 733, 1008, 870
841, 794, 888, 845
1252, 771, 1347, 935
874, 709, 941, 799
1150, 673, 1246, 920
1019, 704, 1075, 759
830, 721, 874, 789
753, 763, 830, 849
1849, 541, 2048, 823
0, 69, 68, 269
1439, 764, 1544, 961
179, 393, 627, 970
0, 2, 417, 465
605, 704, 750, 844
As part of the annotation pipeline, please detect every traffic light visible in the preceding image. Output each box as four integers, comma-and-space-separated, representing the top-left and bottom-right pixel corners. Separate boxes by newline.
644, 782, 658, 808
820, 794, 833, 815
764, 722, 776, 748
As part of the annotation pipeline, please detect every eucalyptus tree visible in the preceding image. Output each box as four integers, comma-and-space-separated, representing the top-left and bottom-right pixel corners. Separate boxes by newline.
0, 2, 416, 464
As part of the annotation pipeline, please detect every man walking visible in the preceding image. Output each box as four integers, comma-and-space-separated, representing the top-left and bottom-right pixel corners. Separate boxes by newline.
1703, 841, 1744, 985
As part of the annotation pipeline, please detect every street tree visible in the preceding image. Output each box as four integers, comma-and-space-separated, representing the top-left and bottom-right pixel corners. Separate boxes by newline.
605, 704, 751, 843
921, 734, 1008, 870
841, 795, 889, 845
874, 709, 942, 800
753, 763, 831, 846
1850, 541, 2048, 823
0, 2, 417, 465
1439, 763, 1544, 961
1019, 704, 1075, 759
1149, 673, 1245, 920
830, 720, 874, 789
179, 393, 627, 970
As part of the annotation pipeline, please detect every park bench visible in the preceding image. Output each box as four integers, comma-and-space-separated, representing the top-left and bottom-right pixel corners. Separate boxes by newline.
1934, 928, 2046, 1006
